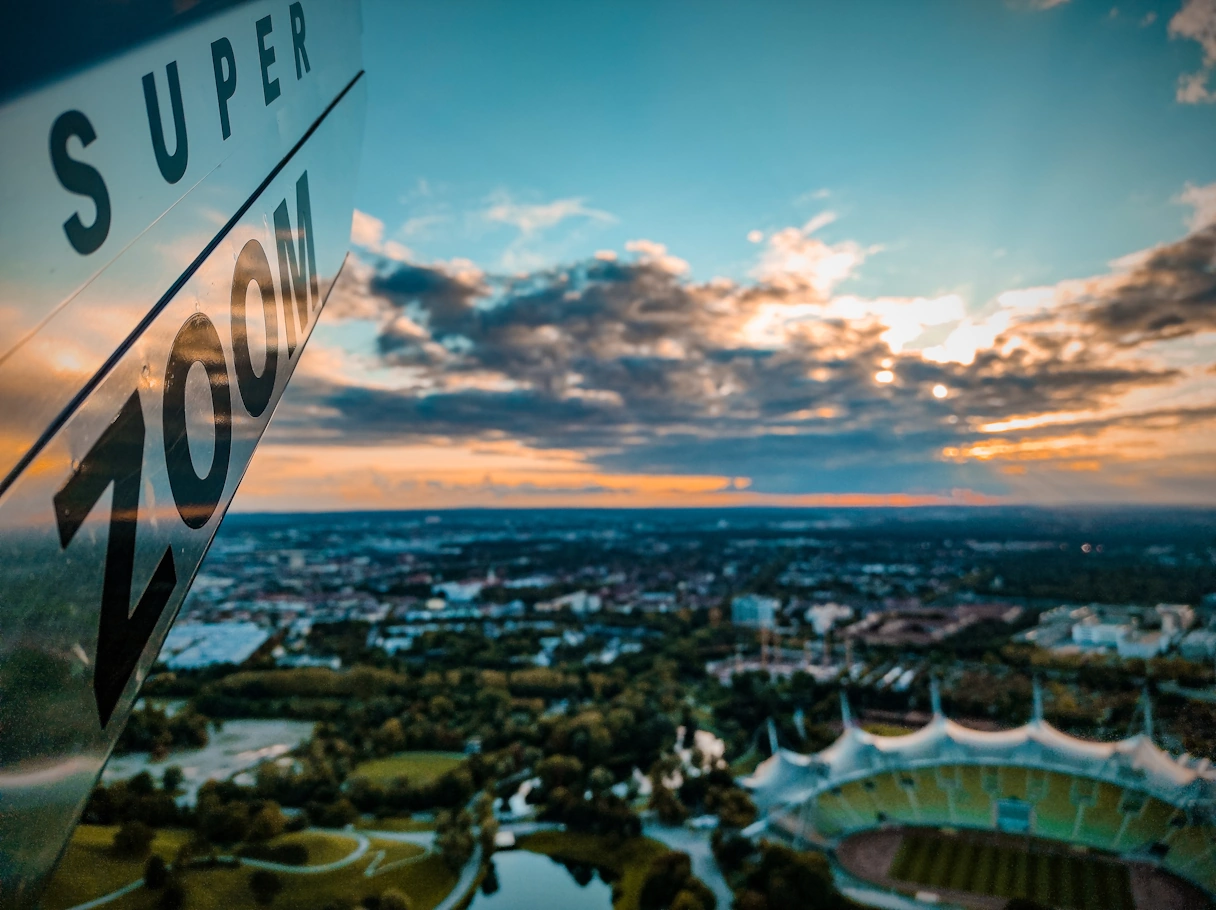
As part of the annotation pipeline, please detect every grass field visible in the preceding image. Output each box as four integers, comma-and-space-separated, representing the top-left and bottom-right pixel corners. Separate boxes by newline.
357, 816, 437, 833
862, 723, 915, 737
40, 826, 192, 910
267, 830, 361, 866
43, 826, 453, 910
352, 751, 466, 785
519, 831, 669, 910
888, 831, 1134, 910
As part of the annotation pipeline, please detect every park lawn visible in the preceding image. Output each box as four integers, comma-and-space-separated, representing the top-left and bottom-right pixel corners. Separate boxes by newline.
367, 838, 428, 869
42, 825, 191, 910
520, 830, 669, 910
267, 830, 362, 866
352, 751, 466, 785
105, 850, 458, 910
862, 723, 914, 737
358, 816, 437, 833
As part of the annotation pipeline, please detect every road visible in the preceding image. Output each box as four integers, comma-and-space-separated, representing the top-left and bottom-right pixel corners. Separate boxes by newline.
642, 822, 733, 910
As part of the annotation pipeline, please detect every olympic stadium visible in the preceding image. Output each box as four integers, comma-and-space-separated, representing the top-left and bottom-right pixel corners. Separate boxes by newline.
741, 683, 1216, 909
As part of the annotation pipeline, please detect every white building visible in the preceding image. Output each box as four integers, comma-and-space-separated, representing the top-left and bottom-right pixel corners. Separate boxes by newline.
1156, 603, 1196, 637
1071, 618, 1129, 648
805, 603, 853, 636
434, 580, 484, 603
535, 589, 602, 614
1116, 630, 1168, 660
732, 594, 779, 628
1180, 629, 1216, 661
160, 622, 271, 669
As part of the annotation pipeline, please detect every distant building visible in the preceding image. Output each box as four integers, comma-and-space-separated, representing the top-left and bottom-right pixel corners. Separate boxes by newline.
275, 652, 341, 670
535, 590, 602, 614
732, 594, 779, 628
1156, 603, 1196, 636
160, 622, 271, 669
805, 602, 853, 635
843, 603, 1021, 647
1116, 630, 1168, 660
1180, 629, 1216, 661
1072, 619, 1128, 649
434, 580, 484, 603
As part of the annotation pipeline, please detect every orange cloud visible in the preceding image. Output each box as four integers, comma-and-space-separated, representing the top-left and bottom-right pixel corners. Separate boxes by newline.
232, 441, 1001, 512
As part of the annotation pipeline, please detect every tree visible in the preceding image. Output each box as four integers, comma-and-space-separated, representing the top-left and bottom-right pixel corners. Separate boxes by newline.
708, 787, 755, 829
157, 882, 185, 910
144, 854, 169, 889
639, 851, 692, 910
248, 803, 287, 842
435, 809, 475, 872
588, 766, 616, 795
379, 889, 412, 910
649, 785, 689, 826
249, 869, 283, 906
161, 766, 184, 794
536, 754, 584, 791
742, 844, 843, 910
113, 820, 155, 857
198, 800, 250, 844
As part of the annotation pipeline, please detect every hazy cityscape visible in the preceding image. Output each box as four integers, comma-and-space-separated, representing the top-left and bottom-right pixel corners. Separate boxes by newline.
40, 507, 1216, 910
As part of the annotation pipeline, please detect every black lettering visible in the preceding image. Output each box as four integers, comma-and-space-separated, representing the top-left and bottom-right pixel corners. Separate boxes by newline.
273, 171, 318, 356
163, 313, 232, 529
49, 110, 111, 255
256, 15, 281, 105
142, 61, 189, 184
53, 392, 178, 728
231, 239, 279, 417
211, 37, 237, 141
290, 3, 311, 79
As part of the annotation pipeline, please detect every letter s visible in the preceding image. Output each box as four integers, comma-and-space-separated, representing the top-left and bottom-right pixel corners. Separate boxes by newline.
50, 110, 111, 255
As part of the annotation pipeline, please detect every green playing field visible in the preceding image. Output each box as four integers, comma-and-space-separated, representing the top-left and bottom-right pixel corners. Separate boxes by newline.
887, 831, 1135, 910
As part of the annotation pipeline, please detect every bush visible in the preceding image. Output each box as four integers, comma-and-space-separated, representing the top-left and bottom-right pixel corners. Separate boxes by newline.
237, 842, 310, 865
249, 869, 283, 906
144, 854, 169, 889
113, 820, 155, 857
157, 882, 185, 910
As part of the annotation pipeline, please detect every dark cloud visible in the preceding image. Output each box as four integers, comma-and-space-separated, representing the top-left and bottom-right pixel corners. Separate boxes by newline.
271, 233, 1204, 493
1071, 225, 1216, 345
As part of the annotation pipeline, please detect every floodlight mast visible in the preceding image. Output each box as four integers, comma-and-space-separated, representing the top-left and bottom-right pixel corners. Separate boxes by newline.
0, 2, 366, 905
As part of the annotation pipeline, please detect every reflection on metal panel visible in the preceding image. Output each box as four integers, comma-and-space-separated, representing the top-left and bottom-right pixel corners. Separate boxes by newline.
0, 1, 364, 905
0, 0, 363, 488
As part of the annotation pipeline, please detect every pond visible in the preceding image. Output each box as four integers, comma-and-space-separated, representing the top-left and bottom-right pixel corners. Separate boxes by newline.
466, 849, 615, 910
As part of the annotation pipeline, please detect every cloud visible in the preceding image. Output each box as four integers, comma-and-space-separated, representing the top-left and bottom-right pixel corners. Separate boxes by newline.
483, 194, 616, 236
1170, 0, 1216, 103
1062, 225, 1216, 345
625, 239, 690, 275
751, 212, 870, 296
400, 213, 448, 238
1008, 0, 1071, 9
277, 192, 1216, 506
1178, 180, 1216, 230
350, 209, 413, 262
351, 209, 384, 248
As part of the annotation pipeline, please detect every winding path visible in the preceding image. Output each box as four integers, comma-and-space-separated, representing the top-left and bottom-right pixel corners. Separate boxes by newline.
642, 822, 734, 910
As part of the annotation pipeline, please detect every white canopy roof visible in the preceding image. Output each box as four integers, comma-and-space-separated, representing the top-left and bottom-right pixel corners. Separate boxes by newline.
743, 689, 1216, 819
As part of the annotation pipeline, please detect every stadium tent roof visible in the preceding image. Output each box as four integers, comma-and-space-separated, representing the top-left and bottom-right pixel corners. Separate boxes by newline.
742, 686, 1216, 818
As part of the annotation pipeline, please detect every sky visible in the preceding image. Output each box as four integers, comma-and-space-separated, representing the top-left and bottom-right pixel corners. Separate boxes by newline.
236, 0, 1216, 511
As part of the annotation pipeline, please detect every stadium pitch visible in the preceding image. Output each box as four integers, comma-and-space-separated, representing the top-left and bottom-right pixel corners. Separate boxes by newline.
887, 830, 1134, 910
